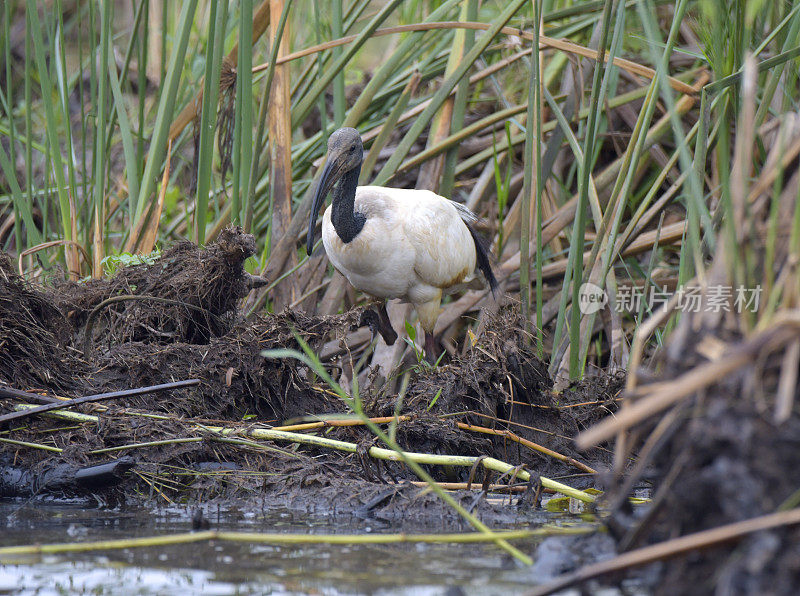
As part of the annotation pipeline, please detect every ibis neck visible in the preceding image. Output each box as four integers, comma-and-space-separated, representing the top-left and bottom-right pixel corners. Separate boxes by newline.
331, 165, 365, 244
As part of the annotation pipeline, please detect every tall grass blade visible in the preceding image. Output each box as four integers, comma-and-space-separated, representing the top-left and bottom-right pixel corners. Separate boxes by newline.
331, 0, 345, 126
246, 0, 293, 239
373, 0, 529, 187
266, 0, 294, 305
195, 0, 229, 244
137, 140, 173, 255
520, 0, 543, 350
636, 0, 704, 281
416, 0, 473, 193
132, 0, 197, 232
0, 146, 40, 246
564, 0, 615, 378
107, 38, 140, 225
91, 0, 113, 277
360, 73, 421, 183
1, 1, 22, 250
343, 0, 462, 131
232, 0, 255, 226
292, 0, 405, 129
439, 6, 477, 198
25, 3, 79, 276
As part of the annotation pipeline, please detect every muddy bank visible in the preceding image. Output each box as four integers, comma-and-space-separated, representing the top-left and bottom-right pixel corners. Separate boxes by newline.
598, 305, 800, 595
0, 228, 614, 518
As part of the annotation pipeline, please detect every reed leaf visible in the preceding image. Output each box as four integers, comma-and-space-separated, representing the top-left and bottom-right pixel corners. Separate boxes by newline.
132, 0, 197, 232
194, 0, 229, 245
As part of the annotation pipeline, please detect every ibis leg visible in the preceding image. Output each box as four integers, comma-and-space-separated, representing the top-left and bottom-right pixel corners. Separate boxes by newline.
359, 304, 398, 345
424, 331, 438, 364
376, 302, 398, 345
415, 296, 442, 365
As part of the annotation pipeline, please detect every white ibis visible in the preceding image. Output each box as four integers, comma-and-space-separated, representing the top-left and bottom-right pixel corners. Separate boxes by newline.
306, 127, 498, 362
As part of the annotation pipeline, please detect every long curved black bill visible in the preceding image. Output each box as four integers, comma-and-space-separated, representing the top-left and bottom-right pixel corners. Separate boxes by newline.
306, 159, 336, 256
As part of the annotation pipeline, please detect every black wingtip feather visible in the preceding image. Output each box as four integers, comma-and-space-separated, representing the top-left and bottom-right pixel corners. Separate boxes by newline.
466, 223, 499, 298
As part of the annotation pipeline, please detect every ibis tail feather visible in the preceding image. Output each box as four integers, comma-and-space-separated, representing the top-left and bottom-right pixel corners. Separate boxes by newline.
466, 223, 499, 297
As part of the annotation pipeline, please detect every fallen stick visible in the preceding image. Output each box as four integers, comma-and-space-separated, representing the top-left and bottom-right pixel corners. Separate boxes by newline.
272, 417, 596, 474
410, 481, 554, 493
213, 428, 597, 503
526, 508, 800, 596
0, 379, 200, 426
272, 415, 411, 432
457, 422, 597, 474
0, 385, 61, 405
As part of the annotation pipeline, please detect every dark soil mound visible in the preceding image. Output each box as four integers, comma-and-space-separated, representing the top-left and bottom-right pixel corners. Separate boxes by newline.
1, 228, 613, 518
603, 311, 800, 595
54, 226, 258, 348
0, 253, 85, 390
367, 315, 622, 477
93, 310, 357, 421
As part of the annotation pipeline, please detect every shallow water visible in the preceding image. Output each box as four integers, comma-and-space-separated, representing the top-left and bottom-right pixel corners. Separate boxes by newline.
0, 501, 609, 595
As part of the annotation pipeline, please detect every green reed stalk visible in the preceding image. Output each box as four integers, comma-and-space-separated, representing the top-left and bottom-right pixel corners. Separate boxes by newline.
374, 0, 530, 186
232, 0, 254, 227
133, 0, 197, 227
195, 0, 228, 244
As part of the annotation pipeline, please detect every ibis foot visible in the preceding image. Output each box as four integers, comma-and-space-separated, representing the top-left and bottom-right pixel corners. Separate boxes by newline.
244, 273, 269, 290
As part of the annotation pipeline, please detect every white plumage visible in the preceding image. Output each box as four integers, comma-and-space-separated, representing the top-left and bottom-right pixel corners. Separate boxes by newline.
307, 129, 497, 361
323, 187, 480, 314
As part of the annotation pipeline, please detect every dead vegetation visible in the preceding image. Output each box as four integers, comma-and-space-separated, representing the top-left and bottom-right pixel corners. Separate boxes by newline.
54, 226, 259, 347
0, 228, 609, 513
532, 63, 800, 595
0, 253, 82, 390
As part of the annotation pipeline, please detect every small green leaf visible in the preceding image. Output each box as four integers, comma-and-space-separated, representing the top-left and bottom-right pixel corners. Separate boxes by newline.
101, 251, 160, 275
404, 321, 416, 342
427, 388, 443, 411
544, 496, 570, 513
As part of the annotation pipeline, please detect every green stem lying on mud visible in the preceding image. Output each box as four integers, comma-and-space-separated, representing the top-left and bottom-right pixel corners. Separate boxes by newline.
13, 403, 597, 504
266, 343, 556, 566
0, 437, 62, 452
0, 526, 594, 557
89, 437, 204, 454
14, 405, 99, 424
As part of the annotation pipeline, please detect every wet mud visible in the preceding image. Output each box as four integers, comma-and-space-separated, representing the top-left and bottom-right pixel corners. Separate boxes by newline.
0, 228, 617, 522
5, 228, 793, 593
602, 313, 800, 595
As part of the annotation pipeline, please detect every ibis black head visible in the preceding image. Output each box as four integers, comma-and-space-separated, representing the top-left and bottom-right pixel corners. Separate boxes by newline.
306, 128, 364, 255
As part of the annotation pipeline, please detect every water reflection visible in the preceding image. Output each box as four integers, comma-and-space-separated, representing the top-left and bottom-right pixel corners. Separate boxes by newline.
0, 503, 561, 595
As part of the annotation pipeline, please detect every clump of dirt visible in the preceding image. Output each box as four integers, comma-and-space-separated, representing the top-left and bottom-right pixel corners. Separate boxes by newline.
0, 253, 85, 390
604, 312, 800, 595
651, 390, 800, 594
54, 226, 258, 347
93, 310, 359, 421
